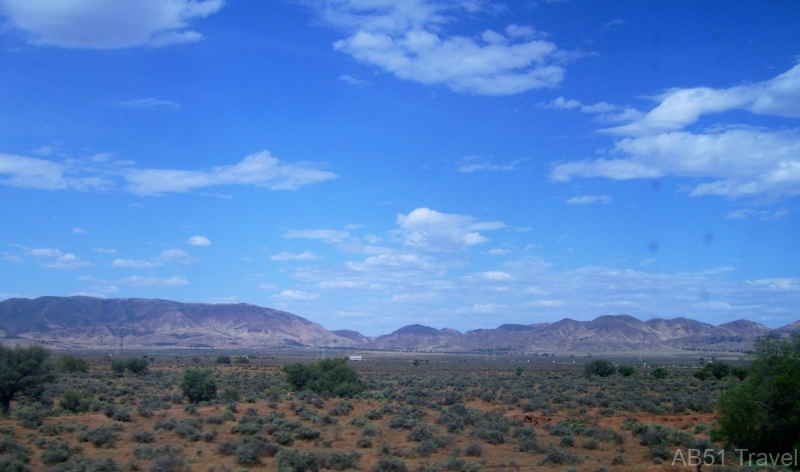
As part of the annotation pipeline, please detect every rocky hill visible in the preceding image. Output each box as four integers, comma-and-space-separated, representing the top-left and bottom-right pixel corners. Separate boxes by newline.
0, 296, 796, 353
0, 296, 352, 350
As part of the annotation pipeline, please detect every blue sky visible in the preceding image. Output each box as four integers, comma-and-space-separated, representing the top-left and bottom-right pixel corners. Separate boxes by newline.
1, 0, 799, 335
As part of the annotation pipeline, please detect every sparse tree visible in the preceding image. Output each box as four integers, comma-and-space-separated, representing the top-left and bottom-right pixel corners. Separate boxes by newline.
0, 344, 53, 415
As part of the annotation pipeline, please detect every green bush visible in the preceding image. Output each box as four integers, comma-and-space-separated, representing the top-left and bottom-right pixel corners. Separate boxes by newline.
215, 356, 231, 364
714, 334, 800, 457
180, 368, 217, 403
0, 344, 53, 415
651, 367, 669, 379
56, 355, 88, 373
282, 358, 365, 397
124, 358, 149, 375
58, 391, 82, 413
584, 359, 616, 377
617, 365, 636, 377
234, 356, 249, 364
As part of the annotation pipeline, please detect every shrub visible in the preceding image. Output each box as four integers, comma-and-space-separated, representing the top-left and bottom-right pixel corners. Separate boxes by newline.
464, 443, 482, 457
328, 401, 354, 416
149, 454, 186, 472
584, 359, 616, 377
131, 431, 155, 443
77, 425, 117, 448
40, 440, 81, 465
234, 356, 249, 364
56, 355, 88, 373
370, 456, 407, 472
275, 448, 320, 471
215, 356, 231, 364
179, 368, 217, 403
59, 391, 82, 413
124, 358, 149, 375
110, 359, 125, 374
321, 451, 361, 470
282, 358, 365, 397
618, 365, 636, 377
651, 367, 669, 379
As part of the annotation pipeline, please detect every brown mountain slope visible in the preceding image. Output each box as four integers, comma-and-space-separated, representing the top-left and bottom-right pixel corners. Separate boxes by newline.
0, 296, 352, 350
1, 296, 797, 353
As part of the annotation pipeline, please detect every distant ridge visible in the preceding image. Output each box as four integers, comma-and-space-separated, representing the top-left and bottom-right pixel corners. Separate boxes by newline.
0, 296, 796, 353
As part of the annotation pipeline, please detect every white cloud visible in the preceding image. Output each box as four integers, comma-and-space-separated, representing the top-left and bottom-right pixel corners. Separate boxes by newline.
540, 96, 644, 123
0, 150, 336, 196
604, 63, 800, 137
550, 63, 800, 197
565, 195, 612, 204
317, 281, 382, 290
125, 151, 338, 195
457, 155, 521, 173
339, 74, 370, 87
726, 208, 789, 221
41, 253, 91, 269
283, 229, 350, 244
270, 251, 322, 261
395, 207, 504, 252
111, 259, 162, 269
320, 1, 567, 95
119, 275, 189, 287
72, 227, 87, 234
187, 235, 211, 246
0, 153, 111, 191
272, 289, 319, 301
159, 249, 199, 264
8, 245, 91, 269
93, 247, 117, 254
115, 98, 181, 110
0, 0, 225, 49
487, 248, 511, 255
474, 271, 511, 281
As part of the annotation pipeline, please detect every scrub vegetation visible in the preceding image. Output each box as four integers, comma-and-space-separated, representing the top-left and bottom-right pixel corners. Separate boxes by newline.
0, 342, 795, 471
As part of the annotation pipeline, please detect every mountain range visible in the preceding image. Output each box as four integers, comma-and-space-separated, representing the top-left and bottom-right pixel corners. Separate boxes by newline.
0, 296, 797, 354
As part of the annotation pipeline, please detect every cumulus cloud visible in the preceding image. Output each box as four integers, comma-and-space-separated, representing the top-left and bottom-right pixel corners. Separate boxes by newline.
566, 195, 612, 204
187, 236, 211, 246
72, 227, 87, 234
0, 0, 225, 49
270, 251, 322, 261
550, 63, 800, 198
395, 208, 504, 252
9, 245, 91, 269
0, 150, 337, 195
319, 1, 568, 95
